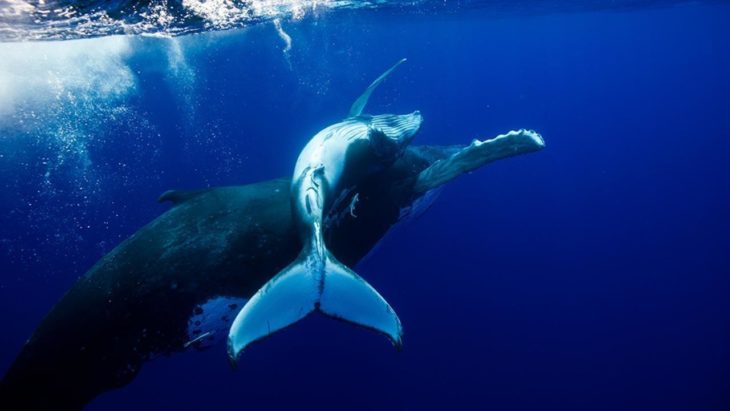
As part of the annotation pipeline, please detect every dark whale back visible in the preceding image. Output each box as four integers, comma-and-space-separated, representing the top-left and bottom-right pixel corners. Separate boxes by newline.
0, 179, 301, 409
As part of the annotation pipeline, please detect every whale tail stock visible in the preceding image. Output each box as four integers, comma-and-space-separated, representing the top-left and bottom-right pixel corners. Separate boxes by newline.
227, 246, 403, 361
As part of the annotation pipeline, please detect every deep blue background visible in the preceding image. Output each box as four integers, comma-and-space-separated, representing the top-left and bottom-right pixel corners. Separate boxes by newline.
1, 2, 729, 409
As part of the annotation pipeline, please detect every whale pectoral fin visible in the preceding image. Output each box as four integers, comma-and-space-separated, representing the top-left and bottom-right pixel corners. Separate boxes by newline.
414, 129, 546, 193
227, 259, 317, 360
319, 255, 403, 348
348, 58, 407, 118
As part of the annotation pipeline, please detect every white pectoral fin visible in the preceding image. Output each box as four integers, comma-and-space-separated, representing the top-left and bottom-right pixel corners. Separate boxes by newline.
348, 58, 407, 118
414, 129, 546, 193
227, 259, 318, 360
319, 254, 403, 348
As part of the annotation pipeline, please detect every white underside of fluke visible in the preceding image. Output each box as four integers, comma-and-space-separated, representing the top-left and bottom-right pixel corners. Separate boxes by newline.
227, 249, 402, 360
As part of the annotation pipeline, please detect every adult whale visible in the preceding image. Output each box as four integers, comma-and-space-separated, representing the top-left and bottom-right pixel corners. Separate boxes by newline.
0, 131, 544, 409
0, 106, 545, 410
228, 59, 420, 360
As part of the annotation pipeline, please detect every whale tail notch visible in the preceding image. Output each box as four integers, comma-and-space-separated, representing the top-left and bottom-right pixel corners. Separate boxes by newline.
227, 251, 402, 361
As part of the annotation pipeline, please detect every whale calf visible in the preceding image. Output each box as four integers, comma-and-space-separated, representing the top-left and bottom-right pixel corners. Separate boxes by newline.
228, 59, 421, 359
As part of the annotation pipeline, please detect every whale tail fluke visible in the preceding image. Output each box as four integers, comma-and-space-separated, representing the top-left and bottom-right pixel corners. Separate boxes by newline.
227, 252, 402, 361
319, 253, 403, 348
227, 258, 318, 361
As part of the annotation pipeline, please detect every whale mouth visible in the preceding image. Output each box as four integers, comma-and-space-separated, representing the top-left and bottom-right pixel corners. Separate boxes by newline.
370, 111, 423, 143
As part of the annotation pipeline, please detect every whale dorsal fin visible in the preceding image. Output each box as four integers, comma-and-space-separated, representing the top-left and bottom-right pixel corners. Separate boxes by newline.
158, 188, 212, 205
348, 58, 407, 118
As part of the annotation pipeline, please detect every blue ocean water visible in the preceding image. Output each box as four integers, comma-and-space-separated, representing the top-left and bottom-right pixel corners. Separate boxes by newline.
1, 1, 729, 409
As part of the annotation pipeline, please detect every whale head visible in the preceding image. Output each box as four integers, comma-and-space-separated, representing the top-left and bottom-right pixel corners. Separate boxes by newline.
366, 111, 423, 161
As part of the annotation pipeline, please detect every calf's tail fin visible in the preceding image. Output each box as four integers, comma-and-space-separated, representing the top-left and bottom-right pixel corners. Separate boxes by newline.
227, 251, 402, 361
319, 254, 403, 347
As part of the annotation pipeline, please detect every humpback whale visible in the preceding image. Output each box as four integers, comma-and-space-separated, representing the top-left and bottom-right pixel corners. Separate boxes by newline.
228, 59, 421, 359
0, 71, 545, 410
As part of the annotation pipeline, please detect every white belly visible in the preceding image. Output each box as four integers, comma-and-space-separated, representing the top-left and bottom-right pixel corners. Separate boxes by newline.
293, 120, 369, 194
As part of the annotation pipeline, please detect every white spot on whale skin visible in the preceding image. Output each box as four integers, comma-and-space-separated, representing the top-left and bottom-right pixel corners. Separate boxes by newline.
187, 296, 247, 350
